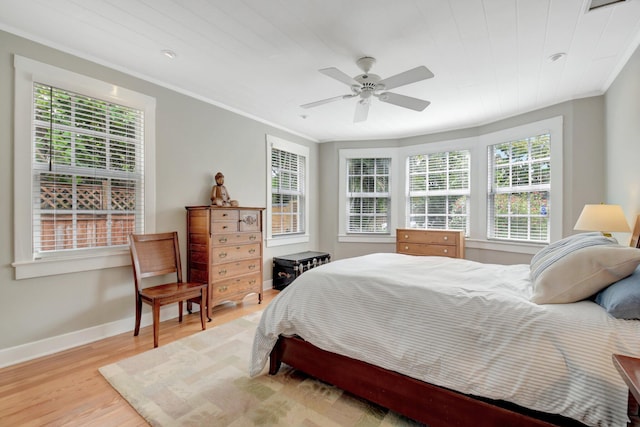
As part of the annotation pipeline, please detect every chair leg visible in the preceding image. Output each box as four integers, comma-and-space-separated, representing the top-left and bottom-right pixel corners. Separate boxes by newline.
200, 289, 207, 331
134, 296, 142, 337
153, 303, 160, 348
178, 301, 183, 323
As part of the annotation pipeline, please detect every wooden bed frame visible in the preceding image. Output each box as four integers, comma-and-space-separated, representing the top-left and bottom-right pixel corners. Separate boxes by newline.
269, 335, 638, 427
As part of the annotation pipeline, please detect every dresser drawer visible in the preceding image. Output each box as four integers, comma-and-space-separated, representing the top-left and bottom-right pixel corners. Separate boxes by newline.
397, 229, 460, 245
396, 243, 458, 257
211, 272, 261, 301
211, 258, 261, 282
211, 242, 261, 264
212, 232, 261, 247
211, 209, 239, 222
211, 220, 238, 233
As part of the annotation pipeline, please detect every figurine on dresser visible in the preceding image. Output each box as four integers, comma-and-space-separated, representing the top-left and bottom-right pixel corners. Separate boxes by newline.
210, 171, 238, 207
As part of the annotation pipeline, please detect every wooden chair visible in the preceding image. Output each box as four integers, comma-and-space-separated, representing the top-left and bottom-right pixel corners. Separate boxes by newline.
129, 232, 207, 348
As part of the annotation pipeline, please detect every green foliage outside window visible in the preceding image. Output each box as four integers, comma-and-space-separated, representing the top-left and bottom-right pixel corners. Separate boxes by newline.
489, 134, 551, 242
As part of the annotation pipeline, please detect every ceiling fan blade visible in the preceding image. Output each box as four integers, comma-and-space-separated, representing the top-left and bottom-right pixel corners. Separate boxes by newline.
301, 94, 355, 109
319, 67, 360, 87
377, 66, 434, 90
377, 92, 430, 111
354, 99, 370, 122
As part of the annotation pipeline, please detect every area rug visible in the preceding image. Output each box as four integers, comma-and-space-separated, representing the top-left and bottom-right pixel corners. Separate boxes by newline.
99, 311, 421, 426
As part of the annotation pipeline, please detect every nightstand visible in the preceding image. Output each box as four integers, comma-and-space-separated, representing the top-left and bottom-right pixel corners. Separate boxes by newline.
612, 354, 640, 418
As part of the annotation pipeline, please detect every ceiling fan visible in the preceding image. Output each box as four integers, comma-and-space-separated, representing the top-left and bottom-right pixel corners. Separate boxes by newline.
301, 56, 434, 122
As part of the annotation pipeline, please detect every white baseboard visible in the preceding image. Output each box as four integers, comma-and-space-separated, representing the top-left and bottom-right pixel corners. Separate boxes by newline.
0, 280, 274, 369
0, 305, 197, 369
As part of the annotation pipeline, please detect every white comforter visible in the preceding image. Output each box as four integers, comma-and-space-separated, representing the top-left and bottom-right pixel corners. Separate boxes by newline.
250, 253, 640, 427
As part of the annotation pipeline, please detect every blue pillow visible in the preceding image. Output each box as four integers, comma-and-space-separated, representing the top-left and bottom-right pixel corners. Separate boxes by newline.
595, 265, 640, 319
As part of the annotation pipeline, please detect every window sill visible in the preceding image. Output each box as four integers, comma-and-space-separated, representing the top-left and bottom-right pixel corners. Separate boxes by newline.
338, 234, 395, 243
12, 249, 131, 279
266, 234, 310, 248
465, 238, 545, 255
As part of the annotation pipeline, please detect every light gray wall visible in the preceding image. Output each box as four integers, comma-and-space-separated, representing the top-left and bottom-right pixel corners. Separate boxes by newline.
605, 43, 640, 243
319, 97, 606, 265
0, 30, 319, 351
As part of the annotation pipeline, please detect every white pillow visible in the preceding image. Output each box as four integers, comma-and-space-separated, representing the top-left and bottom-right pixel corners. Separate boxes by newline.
530, 232, 640, 304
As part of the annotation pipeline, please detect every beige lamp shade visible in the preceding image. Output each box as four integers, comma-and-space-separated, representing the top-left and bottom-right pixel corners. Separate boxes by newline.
574, 204, 631, 234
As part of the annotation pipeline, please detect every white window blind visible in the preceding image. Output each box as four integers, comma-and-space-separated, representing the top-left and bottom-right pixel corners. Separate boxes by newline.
407, 150, 470, 234
32, 83, 144, 255
347, 158, 390, 233
271, 147, 305, 236
488, 134, 551, 243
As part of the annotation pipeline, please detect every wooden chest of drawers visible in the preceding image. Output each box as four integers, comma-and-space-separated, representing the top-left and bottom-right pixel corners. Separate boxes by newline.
186, 206, 264, 319
396, 228, 465, 259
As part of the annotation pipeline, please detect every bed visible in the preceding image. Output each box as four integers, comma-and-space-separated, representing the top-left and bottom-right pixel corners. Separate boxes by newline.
250, 233, 640, 427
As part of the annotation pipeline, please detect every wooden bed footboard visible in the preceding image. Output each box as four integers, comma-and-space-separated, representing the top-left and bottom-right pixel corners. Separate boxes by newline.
269, 335, 588, 427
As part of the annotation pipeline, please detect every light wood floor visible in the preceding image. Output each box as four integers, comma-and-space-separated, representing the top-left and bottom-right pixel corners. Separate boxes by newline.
0, 289, 278, 426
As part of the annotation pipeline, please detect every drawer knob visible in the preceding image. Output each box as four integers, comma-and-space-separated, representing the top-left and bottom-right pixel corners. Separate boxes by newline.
218, 269, 227, 276
222, 213, 228, 217
443, 249, 448, 253
443, 236, 448, 241
404, 246, 409, 250
218, 237, 227, 243
249, 235, 257, 241
218, 286, 228, 292
222, 225, 229, 230
249, 248, 256, 254
249, 264, 256, 270
219, 252, 227, 258
404, 234, 408, 239
249, 279, 256, 285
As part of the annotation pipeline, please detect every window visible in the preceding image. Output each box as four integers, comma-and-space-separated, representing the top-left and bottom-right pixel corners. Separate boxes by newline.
487, 134, 551, 243
13, 56, 156, 279
346, 158, 391, 233
407, 150, 470, 234
338, 148, 398, 243
266, 135, 309, 246
336, 117, 561, 250
271, 148, 305, 235
32, 83, 143, 253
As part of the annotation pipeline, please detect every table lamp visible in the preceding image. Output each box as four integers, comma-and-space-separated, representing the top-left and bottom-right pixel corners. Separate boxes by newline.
574, 204, 631, 237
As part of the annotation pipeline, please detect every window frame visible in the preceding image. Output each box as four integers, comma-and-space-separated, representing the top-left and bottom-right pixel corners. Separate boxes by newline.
486, 134, 552, 243
338, 148, 399, 243
478, 117, 563, 248
13, 55, 156, 279
406, 149, 471, 235
346, 157, 392, 234
265, 134, 310, 247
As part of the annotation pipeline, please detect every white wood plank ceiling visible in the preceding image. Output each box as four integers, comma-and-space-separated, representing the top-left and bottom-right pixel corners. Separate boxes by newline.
1, 0, 639, 142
